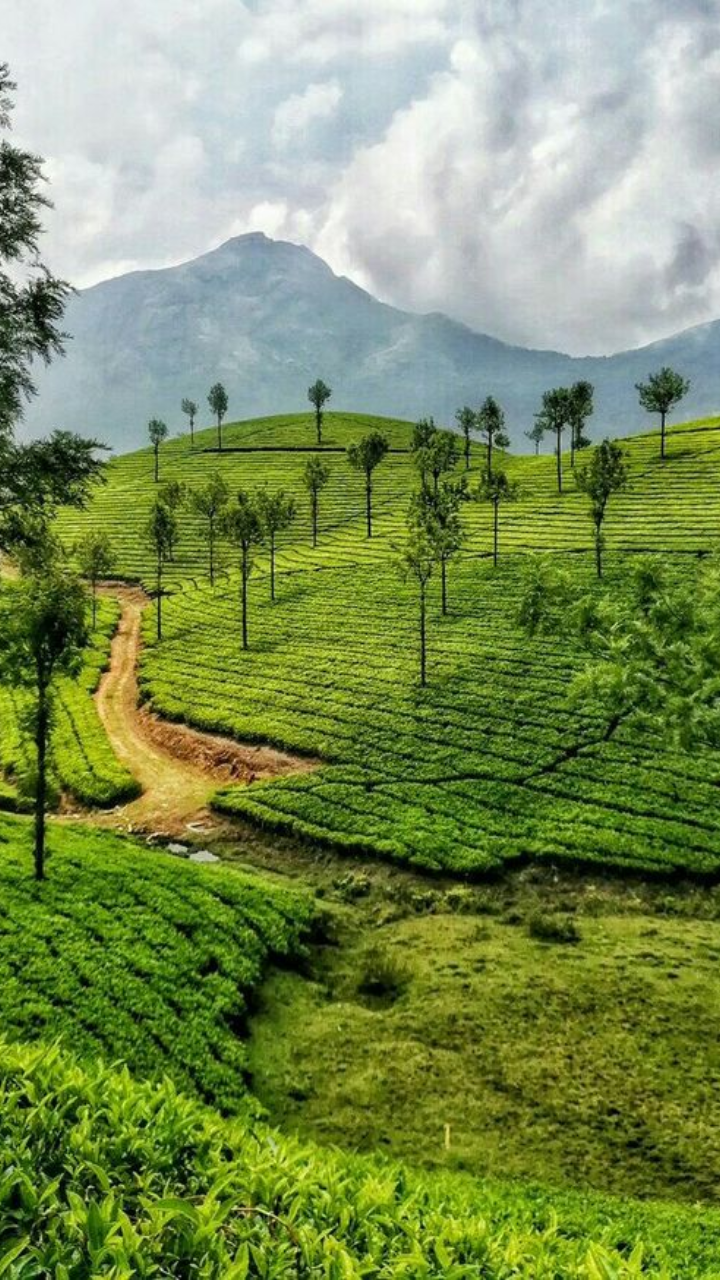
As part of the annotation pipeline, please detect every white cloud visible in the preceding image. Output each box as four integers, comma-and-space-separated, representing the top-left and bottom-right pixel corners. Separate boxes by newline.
272, 80, 343, 149
237, 0, 456, 64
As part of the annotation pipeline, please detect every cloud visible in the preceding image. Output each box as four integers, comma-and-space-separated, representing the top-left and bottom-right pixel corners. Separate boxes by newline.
272, 81, 343, 149
3, 0, 720, 352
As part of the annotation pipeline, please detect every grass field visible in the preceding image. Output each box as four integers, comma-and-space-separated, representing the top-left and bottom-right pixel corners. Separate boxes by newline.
4, 1034, 720, 1276
45, 409, 720, 877
0, 814, 312, 1112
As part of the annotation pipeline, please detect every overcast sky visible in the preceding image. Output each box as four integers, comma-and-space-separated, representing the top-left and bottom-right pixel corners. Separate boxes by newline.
4, 0, 719, 355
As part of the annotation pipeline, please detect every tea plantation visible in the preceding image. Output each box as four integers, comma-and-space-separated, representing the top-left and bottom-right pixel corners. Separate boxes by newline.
50, 409, 720, 877
4, 1034, 720, 1276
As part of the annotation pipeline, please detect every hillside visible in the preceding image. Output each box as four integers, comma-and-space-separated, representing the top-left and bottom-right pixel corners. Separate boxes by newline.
21, 233, 720, 451
4, 1034, 720, 1275
51, 410, 720, 879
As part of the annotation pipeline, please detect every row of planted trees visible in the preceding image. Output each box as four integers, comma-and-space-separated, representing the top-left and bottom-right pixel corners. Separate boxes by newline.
161, 378, 335, 457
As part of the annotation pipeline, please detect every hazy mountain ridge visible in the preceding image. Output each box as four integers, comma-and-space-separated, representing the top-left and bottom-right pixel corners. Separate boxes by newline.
23, 232, 720, 451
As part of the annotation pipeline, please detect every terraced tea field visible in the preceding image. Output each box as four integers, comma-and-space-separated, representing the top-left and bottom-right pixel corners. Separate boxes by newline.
25, 410, 720, 875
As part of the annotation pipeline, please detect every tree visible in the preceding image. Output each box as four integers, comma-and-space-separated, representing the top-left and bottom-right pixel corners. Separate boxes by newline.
208, 383, 229, 451
148, 419, 169, 483
0, 562, 87, 879
303, 456, 330, 547
222, 491, 263, 650
455, 406, 476, 470
189, 473, 229, 586
410, 417, 438, 490
0, 64, 105, 558
575, 439, 628, 579
308, 379, 332, 445
476, 469, 520, 567
568, 381, 594, 469
181, 398, 198, 446
535, 387, 571, 494
525, 422, 545, 456
347, 431, 389, 537
398, 529, 435, 687
476, 397, 509, 479
635, 367, 690, 460
411, 477, 467, 614
146, 499, 178, 641
256, 487, 296, 601
76, 531, 115, 628
411, 420, 460, 496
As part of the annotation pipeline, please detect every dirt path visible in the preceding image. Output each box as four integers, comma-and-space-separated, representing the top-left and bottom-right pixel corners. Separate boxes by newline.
91, 587, 317, 837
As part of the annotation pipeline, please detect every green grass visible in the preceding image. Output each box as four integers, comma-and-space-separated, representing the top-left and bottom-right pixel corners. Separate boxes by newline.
3, 1035, 720, 1277
0, 814, 312, 1113
0, 595, 139, 810
48, 409, 720, 877
249, 871, 720, 1203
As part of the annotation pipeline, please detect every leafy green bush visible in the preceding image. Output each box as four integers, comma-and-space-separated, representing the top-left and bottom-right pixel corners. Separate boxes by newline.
2, 1036, 720, 1277
528, 913, 582, 944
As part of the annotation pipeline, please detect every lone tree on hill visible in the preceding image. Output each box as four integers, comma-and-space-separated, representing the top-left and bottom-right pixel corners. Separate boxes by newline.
148, 418, 168, 483
208, 383, 229, 451
76, 531, 115, 628
222, 491, 263, 649
398, 528, 436, 687
0, 560, 88, 880
256, 487, 295, 601
525, 422, 545, 455
347, 430, 390, 537
568, 381, 594, 469
308, 379, 332, 445
145, 498, 178, 641
189, 473, 229, 587
412, 478, 467, 614
303, 456, 330, 547
181, 398, 198, 445
476, 396, 509, 478
575, 439, 629, 579
455, 406, 476, 470
536, 387, 571, 494
0, 62, 105, 560
635, 367, 690, 460
476, 469, 519, 567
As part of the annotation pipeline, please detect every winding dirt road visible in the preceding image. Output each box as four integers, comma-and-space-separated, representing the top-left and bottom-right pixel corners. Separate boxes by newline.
92, 587, 316, 836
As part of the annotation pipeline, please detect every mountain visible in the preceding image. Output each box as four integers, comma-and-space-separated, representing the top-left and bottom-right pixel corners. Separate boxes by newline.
22, 232, 720, 452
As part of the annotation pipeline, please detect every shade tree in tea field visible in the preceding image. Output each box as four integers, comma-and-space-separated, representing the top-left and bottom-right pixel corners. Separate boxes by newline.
536, 387, 572, 494
181, 397, 198, 444
636, 367, 690, 460
411, 476, 467, 614
525, 421, 545, 455
145, 498, 178, 641
455, 405, 476, 469
476, 468, 520, 567
256, 486, 296, 601
208, 382, 229, 451
148, 419, 168, 482
568, 381, 594, 468
76, 531, 115, 628
308, 378, 332, 445
189, 473, 229, 587
222, 490, 264, 650
575, 439, 628, 578
476, 396, 509, 478
397, 526, 436, 687
347, 430, 390, 537
303, 456, 330, 548
0, 562, 88, 879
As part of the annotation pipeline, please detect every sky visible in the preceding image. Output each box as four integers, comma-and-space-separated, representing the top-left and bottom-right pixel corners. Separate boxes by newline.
3, 0, 720, 355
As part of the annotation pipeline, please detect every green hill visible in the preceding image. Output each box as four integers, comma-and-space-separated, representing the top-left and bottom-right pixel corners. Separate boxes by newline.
4, 1033, 720, 1276
49, 410, 720, 877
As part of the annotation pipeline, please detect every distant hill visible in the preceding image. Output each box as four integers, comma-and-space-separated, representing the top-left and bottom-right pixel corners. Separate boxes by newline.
22, 232, 720, 452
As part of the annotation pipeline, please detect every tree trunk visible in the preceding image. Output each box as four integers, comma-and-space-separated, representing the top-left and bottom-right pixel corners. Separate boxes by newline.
154, 447, 159, 483
487, 434, 493, 479
270, 531, 276, 601
660, 410, 666, 460
312, 495, 318, 547
570, 426, 575, 470
190, 416, 194, 447
209, 518, 215, 587
419, 585, 427, 687
595, 520, 603, 579
241, 547, 249, 650
92, 582, 97, 630
556, 427, 563, 494
493, 499, 499, 567
465, 436, 470, 470
217, 416, 223, 451
535, 440, 539, 457
441, 558, 447, 615
156, 555, 163, 641
316, 408, 322, 445
366, 476, 372, 538
34, 680, 49, 881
